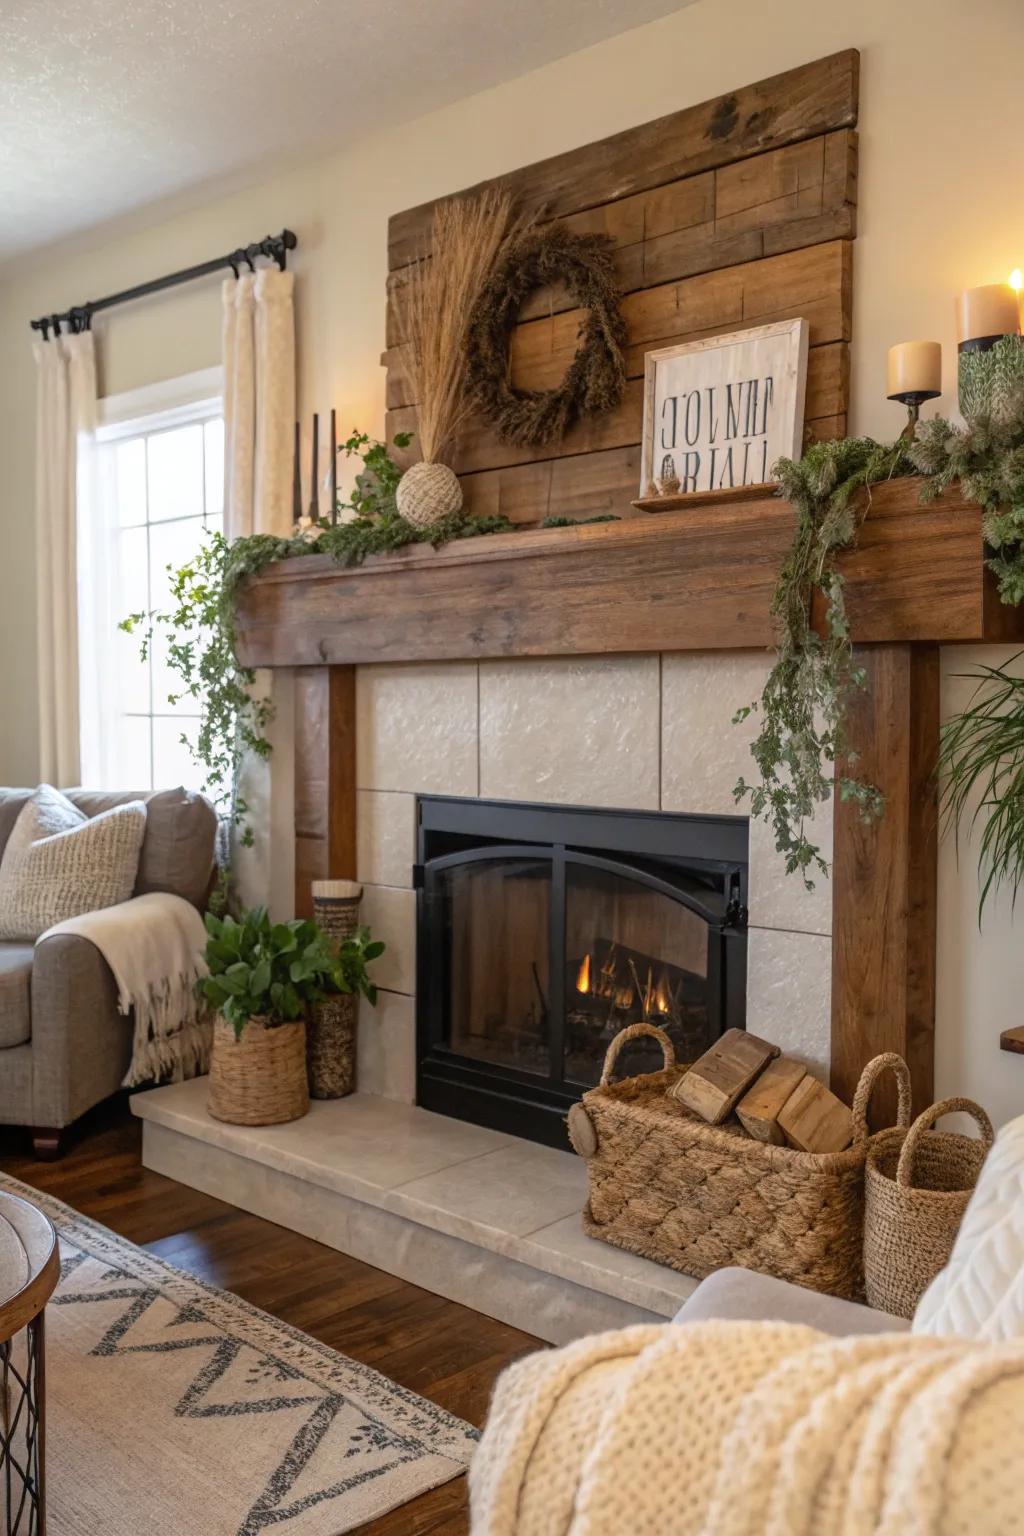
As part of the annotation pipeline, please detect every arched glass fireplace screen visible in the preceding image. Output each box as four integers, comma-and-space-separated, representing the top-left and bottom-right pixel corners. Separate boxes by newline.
416, 797, 749, 1148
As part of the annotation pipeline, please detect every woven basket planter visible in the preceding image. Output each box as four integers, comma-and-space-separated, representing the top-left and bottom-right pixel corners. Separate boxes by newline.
308, 880, 363, 1099
864, 1095, 994, 1318
208, 1015, 310, 1126
569, 1029, 912, 1299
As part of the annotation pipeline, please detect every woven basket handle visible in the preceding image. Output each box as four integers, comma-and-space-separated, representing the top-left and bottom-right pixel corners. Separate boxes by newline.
600, 1022, 675, 1087
896, 1097, 995, 1188
851, 1053, 914, 1145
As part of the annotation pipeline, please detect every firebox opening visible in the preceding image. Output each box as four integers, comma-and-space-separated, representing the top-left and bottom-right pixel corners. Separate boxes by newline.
415, 796, 748, 1148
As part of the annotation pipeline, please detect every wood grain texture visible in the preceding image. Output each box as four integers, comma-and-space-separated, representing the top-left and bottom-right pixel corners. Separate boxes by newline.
385, 130, 856, 342
830, 644, 940, 1120
0, 1104, 542, 1536
387, 50, 859, 267
293, 665, 357, 917
234, 481, 1022, 670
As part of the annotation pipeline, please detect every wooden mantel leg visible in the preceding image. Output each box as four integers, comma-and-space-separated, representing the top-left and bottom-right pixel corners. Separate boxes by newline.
830, 644, 939, 1119
293, 665, 357, 918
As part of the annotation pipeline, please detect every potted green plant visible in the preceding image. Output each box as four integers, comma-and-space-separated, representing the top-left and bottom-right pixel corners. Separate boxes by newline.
199, 907, 381, 1126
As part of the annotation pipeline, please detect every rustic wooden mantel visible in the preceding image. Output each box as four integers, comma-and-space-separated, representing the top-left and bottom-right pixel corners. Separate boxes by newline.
234, 477, 1019, 1115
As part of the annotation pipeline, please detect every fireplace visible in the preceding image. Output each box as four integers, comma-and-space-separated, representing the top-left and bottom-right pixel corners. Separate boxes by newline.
415, 796, 749, 1147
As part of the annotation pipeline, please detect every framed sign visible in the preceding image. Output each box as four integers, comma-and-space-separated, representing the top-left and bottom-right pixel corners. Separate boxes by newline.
640, 318, 809, 497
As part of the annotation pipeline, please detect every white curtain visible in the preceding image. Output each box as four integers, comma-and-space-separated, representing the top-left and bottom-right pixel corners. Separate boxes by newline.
221, 266, 297, 912
33, 329, 98, 787
222, 268, 295, 540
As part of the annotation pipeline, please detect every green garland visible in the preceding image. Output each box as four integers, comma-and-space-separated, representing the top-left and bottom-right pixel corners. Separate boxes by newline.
739, 336, 1024, 897
733, 438, 914, 885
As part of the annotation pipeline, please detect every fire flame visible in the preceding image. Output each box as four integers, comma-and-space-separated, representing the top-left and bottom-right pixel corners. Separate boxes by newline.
654, 969, 672, 1015
576, 953, 592, 994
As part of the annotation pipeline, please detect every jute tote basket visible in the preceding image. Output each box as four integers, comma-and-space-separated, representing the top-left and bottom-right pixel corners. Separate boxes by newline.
308, 880, 363, 1100
864, 1095, 994, 1318
570, 1027, 912, 1299
208, 1015, 310, 1126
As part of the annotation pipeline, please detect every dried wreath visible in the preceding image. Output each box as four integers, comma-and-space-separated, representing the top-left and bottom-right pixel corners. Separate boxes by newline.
467, 223, 627, 447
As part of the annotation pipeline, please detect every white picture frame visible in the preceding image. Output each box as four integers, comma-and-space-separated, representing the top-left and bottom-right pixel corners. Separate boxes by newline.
639, 318, 809, 498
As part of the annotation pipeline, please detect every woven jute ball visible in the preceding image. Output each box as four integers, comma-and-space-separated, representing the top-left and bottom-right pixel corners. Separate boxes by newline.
396, 460, 463, 528
208, 1015, 310, 1126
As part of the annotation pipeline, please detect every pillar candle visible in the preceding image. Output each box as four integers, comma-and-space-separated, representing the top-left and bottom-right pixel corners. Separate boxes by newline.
887, 341, 942, 399
956, 284, 1021, 347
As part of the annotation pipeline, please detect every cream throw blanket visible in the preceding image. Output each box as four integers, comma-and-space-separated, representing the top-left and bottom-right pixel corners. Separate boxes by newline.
41, 891, 211, 1087
470, 1321, 1024, 1535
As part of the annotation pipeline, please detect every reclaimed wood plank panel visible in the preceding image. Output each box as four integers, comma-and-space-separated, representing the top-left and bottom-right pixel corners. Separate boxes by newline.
387, 50, 859, 267
830, 645, 939, 1119
234, 482, 1022, 671
385, 130, 856, 335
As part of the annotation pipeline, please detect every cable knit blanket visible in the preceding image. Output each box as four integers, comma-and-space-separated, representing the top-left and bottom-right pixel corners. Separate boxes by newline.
469, 1320, 1024, 1535
41, 891, 211, 1087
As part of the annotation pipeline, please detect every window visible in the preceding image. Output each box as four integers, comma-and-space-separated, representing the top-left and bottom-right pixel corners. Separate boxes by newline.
81, 369, 223, 794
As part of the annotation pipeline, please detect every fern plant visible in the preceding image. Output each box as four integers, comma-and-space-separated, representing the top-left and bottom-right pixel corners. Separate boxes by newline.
938, 656, 1024, 915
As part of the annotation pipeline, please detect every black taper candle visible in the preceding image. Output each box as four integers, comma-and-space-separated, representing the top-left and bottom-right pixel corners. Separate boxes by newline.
330, 409, 338, 525
308, 412, 319, 523
293, 421, 302, 524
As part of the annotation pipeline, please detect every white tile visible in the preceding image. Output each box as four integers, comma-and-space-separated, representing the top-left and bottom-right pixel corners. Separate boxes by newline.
356, 789, 416, 888
144, 1119, 665, 1343
748, 808, 833, 936
135, 1079, 512, 1193
357, 988, 416, 1102
360, 883, 416, 995
661, 649, 773, 816
356, 662, 478, 795
525, 1214, 696, 1315
390, 1141, 589, 1239
479, 655, 660, 809
745, 926, 832, 1075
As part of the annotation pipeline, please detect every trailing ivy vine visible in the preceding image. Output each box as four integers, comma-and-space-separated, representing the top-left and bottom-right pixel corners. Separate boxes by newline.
733, 437, 914, 886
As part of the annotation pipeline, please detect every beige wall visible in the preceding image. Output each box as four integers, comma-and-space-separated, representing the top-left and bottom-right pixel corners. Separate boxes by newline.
2, 0, 1024, 1119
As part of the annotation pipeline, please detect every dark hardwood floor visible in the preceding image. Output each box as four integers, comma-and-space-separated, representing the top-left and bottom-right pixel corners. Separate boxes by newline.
0, 1097, 543, 1536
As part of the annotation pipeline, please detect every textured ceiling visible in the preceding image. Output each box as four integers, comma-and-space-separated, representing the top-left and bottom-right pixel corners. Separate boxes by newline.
0, 0, 691, 263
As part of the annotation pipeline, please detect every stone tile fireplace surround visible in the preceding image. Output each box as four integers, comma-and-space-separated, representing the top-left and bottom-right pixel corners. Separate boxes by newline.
354, 650, 833, 1112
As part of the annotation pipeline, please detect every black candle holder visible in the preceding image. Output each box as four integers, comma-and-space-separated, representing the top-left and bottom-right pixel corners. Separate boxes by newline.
888, 387, 940, 441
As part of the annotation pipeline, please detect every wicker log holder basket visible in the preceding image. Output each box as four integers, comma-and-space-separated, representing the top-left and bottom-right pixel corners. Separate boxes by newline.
208, 1015, 310, 1126
567, 1026, 912, 1299
864, 1095, 994, 1319
308, 880, 363, 1099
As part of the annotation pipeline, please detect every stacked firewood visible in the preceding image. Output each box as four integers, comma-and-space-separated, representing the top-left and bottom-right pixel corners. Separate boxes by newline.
668, 1028, 853, 1153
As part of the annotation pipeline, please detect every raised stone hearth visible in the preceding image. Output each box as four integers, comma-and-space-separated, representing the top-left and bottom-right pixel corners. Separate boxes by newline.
134, 1080, 695, 1344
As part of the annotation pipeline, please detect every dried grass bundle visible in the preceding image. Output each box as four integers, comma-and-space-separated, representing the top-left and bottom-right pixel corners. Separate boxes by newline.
402, 189, 514, 463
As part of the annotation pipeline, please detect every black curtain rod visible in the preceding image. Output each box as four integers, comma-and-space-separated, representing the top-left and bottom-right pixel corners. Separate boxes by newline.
29, 228, 297, 339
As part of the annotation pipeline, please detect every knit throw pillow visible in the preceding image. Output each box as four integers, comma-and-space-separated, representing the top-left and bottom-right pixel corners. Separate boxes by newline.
0, 784, 147, 941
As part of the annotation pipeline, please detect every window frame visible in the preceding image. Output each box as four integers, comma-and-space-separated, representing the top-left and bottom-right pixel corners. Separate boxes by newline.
88, 366, 224, 794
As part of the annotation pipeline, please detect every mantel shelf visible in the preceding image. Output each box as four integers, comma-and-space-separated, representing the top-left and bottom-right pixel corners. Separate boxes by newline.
234, 478, 1021, 669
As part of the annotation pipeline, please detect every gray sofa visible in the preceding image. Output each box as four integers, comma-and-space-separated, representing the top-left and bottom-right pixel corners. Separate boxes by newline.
0, 787, 217, 1156
675, 1266, 909, 1335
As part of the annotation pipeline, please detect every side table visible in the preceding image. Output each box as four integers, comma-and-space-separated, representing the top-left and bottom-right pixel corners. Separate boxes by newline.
0, 1192, 59, 1536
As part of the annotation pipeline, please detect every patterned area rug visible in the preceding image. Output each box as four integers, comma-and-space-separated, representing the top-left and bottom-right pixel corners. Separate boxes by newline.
0, 1172, 477, 1535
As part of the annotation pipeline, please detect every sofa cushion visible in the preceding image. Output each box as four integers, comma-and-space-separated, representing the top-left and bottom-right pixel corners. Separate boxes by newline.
67, 787, 215, 908
0, 943, 33, 1048
674, 1266, 909, 1336
0, 785, 147, 941
133, 788, 217, 908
